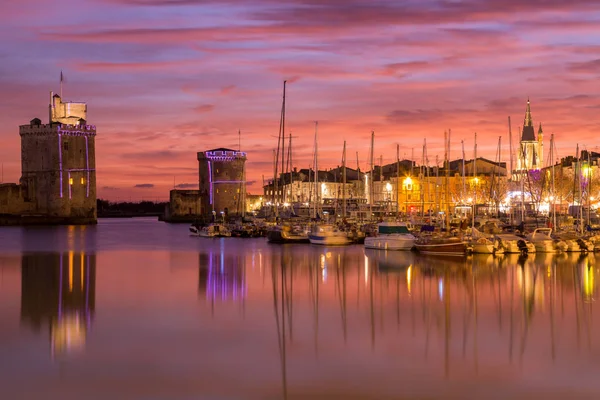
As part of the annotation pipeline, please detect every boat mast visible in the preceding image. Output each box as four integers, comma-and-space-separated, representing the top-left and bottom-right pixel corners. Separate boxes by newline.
421, 139, 426, 219
472, 132, 477, 230
508, 116, 513, 181
445, 130, 451, 231
425, 140, 431, 221
313, 121, 319, 219
396, 144, 400, 219
369, 131, 374, 221
461, 140, 466, 205
281, 81, 287, 205
272, 149, 277, 218
574, 144, 580, 233
550, 133, 556, 230
288, 133, 293, 206
342, 141, 347, 219
587, 149, 592, 227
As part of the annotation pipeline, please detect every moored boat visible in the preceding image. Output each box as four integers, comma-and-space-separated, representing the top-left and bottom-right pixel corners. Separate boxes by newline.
526, 228, 566, 253
364, 222, 415, 251
308, 223, 352, 246
195, 223, 231, 238
414, 234, 468, 256
494, 234, 536, 254
553, 232, 594, 253
267, 222, 310, 243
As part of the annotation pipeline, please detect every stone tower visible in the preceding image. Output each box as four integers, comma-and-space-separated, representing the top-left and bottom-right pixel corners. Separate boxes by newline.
516, 98, 543, 174
18, 93, 97, 223
198, 148, 246, 219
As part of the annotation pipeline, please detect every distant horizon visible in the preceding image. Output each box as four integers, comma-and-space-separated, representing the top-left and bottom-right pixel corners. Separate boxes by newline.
2, 1, 600, 201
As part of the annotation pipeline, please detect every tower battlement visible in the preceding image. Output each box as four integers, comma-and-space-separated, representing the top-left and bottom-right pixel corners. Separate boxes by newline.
199, 149, 247, 161
19, 123, 96, 137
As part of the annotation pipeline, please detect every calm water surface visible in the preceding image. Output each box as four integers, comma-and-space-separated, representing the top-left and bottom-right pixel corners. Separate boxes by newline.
1, 218, 600, 399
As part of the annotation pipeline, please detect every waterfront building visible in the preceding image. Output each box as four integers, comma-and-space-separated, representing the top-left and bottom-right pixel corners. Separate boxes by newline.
0, 92, 97, 225
164, 148, 247, 222
198, 148, 247, 219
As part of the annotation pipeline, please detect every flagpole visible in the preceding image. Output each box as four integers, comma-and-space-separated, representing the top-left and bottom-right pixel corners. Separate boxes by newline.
60, 71, 63, 98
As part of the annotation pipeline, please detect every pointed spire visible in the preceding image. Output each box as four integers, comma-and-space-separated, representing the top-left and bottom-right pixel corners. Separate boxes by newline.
523, 97, 533, 127
538, 122, 543, 134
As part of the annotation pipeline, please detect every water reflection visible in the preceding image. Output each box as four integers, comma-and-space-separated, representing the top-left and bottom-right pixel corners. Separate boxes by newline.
198, 242, 247, 302
3, 221, 600, 398
20, 251, 95, 358
268, 247, 600, 397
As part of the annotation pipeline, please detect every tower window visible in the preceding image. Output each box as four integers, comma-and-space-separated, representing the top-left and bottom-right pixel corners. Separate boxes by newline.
69, 178, 73, 185
63, 142, 69, 151
81, 177, 85, 185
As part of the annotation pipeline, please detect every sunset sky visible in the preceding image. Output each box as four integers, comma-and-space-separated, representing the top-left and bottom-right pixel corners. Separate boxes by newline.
2, 0, 600, 201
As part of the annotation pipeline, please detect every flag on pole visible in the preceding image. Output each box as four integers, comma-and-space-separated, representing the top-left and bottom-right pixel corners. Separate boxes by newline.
60, 70, 64, 98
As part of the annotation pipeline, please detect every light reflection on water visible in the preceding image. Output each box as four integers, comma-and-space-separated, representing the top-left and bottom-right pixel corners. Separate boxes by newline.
0, 220, 600, 399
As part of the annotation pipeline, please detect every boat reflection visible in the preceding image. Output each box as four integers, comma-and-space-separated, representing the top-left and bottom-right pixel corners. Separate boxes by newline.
364, 248, 414, 272
265, 247, 600, 396
20, 251, 95, 359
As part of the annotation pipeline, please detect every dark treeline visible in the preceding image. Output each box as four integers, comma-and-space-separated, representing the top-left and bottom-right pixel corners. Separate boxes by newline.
97, 199, 167, 217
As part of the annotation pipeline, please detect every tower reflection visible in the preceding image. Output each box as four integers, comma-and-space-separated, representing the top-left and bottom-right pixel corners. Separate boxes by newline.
20, 251, 96, 358
198, 243, 246, 302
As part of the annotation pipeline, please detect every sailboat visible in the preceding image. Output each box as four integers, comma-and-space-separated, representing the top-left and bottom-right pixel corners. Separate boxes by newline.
266, 81, 309, 244
414, 130, 469, 256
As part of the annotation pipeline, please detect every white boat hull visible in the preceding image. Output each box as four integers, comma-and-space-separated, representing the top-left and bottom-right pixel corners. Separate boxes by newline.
364, 235, 415, 251
471, 243, 497, 254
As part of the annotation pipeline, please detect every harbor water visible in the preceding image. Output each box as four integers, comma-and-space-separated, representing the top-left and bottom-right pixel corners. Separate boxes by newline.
1, 218, 600, 399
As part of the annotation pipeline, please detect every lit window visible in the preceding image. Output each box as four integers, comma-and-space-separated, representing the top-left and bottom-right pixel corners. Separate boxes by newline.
69, 178, 73, 185
236, 188, 240, 193
80, 177, 85, 185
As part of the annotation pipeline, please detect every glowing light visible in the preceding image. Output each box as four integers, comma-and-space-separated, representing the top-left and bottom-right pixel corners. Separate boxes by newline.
364, 254, 369, 285
85, 136, 90, 197
386, 182, 392, 192
208, 161, 213, 205
438, 279, 444, 301
58, 133, 63, 198
68, 251, 74, 292
69, 178, 73, 185
406, 265, 412, 295
583, 265, 595, 300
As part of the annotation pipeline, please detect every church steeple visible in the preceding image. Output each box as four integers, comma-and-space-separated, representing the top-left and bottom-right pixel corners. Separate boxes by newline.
538, 123, 543, 134
524, 97, 533, 127
521, 98, 536, 141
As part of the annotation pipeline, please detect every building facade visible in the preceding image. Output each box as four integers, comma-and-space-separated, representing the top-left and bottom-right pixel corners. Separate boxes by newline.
0, 92, 97, 224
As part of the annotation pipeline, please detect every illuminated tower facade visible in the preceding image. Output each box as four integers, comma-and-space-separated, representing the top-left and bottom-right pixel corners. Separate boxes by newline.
198, 148, 247, 219
18, 93, 97, 223
515, 99, 544, 176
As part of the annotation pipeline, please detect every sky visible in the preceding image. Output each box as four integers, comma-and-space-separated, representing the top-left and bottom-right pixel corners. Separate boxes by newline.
2, 0, 600, 201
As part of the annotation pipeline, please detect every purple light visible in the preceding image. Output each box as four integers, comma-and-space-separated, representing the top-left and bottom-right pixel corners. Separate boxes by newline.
58, 133, 63, 198
205, 150, 246, 162
208, 160, 213, 205
85, 136, 89, 197
58, 255, 63, 319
